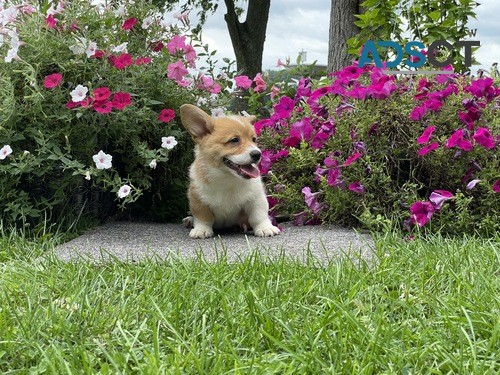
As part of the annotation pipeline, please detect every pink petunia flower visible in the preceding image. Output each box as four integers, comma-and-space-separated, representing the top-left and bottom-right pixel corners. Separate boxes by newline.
417, 125, 436, 145
445, 129, 473, 151
429, 190, 454, 210
234, 75, 253, 90
158, 109, 175, 123
111, 92, 132, 110
472, 127, 495, 150
45, 14, 57, 29
135, 57, 152, 66
93, 87, 111, 101
348, 181, 365, 194
410, 201, 435, 227
253, 73, 267, 93
93, 100, 113, 114
302, 187, 325, 215
418, 142, 439, 156
167, 60, 189, 82
167, 35, 187, 54
492, 180, 500, 193
44, 73, 62, 89
110, 53, 133, 70
344, 152, 362, 166
466, 179, 481, 190
122, 17, 137, 30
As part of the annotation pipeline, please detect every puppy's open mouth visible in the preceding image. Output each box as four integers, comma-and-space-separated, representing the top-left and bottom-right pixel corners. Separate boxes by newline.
223, 158, 260, 179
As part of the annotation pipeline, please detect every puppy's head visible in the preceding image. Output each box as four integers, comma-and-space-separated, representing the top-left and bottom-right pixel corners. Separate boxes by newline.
180, 104, 261, 179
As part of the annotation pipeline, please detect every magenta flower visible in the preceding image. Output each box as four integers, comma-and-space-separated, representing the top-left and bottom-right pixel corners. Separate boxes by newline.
492, 180, 500, 193
409, 105, 427, 121
410, 201, 435, 227
348, 182, 365, 194
93, 87, 111, 101
472, 127, 495, 150
445, 129, 473, 151
111, 92, 132, 110
44, 73, 62, 89
122, 17, 138, 31
167, 60, 189, 82
158, 109, 175, 123
273, 96, 295, 120
417, 126, 436, 145
282, 118, 314, 147
418, 142, 439, 156
253, 73, 267, 93
45, 14, 57, 29
344, 152, 362, 167
302, 187, 325, 215
429, 190, 454, 210
234, 75, 252, 90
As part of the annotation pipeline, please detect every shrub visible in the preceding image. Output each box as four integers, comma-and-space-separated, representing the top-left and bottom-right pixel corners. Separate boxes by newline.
0, 1, 230, 230
250, 64, 499, 235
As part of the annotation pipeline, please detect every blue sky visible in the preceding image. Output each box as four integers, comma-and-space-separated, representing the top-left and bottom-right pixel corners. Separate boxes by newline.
199, 0, 499, 74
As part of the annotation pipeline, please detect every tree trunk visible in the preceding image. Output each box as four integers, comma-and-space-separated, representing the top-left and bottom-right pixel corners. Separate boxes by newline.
327, 0, 361, 73
224, 0, 270, 78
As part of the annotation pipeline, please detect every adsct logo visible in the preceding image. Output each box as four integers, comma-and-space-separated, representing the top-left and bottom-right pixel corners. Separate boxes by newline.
359, 39, 480, 75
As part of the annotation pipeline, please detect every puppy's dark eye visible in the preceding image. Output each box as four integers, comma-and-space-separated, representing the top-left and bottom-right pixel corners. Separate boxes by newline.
229, 137, 240, 144
252, 136, 257, 143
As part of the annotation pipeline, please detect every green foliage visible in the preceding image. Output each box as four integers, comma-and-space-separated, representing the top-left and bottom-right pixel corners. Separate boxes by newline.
350, 0, 479, 73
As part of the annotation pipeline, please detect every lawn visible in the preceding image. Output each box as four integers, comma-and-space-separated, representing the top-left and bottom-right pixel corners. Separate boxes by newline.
0, 230, 499, 374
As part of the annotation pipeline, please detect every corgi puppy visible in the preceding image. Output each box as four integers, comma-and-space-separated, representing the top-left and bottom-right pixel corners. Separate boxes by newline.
179, 104, 280, 239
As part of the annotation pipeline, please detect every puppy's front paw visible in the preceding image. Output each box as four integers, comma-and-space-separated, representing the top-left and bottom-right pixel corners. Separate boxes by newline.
189, 227, 214, 239
254, 224, 280, 237
182, 216, 194, 228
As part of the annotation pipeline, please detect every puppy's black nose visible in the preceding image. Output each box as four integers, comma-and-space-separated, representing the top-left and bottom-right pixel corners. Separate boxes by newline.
250, 150, 261, 162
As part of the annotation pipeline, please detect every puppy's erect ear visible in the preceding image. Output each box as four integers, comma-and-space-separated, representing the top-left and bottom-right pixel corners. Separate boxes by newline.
245, 115, 257, 124
180, 104, 214, 140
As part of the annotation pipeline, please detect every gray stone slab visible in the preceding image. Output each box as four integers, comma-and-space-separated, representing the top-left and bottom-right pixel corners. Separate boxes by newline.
53, 221, 375, 264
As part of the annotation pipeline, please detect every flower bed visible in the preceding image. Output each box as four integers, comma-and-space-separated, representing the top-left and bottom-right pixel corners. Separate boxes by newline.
0, 1, 230, 229
252, 65, 499, 234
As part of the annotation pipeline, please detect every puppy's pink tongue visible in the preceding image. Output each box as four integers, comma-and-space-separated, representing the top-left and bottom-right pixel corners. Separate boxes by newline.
240, 164, 260, 178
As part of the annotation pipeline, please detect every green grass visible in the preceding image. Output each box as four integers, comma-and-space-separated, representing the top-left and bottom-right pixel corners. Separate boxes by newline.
0, 231, 499, 374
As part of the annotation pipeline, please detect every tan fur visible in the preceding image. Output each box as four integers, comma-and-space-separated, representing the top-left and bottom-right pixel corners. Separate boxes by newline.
180, 104, 280, 239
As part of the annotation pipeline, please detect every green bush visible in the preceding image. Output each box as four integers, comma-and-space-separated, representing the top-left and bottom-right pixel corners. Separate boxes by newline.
0, 1, 230, 230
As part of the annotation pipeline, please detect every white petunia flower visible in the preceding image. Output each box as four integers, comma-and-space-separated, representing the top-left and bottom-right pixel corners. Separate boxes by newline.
161, 136, 178, 150
117, 184, 131, 198
142, 15, 153, 29
5, 46, 19, 62
149, 159, 157, 169
211, 107, 225, 118
85, 41, 98, 58
92, 150, 112, 169
70, 84, 88, 102
114, 5, 125, 17
0, 145, 13, 160
84, 170, 91, 180
111, 42, 128, 53
69, 37, 87, 55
